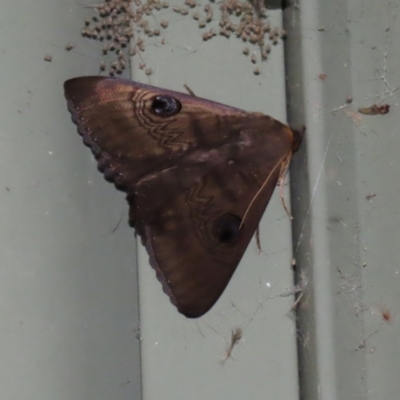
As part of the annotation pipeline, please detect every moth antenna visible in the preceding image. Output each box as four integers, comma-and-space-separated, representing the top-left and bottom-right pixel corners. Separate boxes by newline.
278, 151, 293, 220
239, 152, 288, 229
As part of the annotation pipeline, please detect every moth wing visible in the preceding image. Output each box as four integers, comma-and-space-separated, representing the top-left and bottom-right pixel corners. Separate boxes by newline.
64, 76, 248, 192
64, 76, 299, 318
130, 118, 295, 318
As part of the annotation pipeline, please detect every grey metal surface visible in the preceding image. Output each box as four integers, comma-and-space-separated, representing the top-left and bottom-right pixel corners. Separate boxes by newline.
6, 0, 398, 399
132, 2, 299, 400
0, 1, 141, 399
285, 0, 400, 399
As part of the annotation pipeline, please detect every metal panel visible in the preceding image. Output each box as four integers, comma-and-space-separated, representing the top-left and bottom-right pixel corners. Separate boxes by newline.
132, 2, 300, 399
285, 0, 400, 399
0, 1, 141, 399
9, 0, 400, 398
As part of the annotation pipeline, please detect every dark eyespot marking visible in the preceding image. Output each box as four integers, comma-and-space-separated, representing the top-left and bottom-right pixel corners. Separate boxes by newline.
213, 214, 242, 244
150, 96, 181, 116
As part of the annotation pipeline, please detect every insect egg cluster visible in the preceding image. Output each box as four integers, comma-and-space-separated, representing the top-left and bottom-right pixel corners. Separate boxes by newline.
80, 0, 171, 76
78, 0, 286, 76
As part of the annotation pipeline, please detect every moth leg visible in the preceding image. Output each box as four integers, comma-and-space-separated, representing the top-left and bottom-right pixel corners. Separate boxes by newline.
255, 226, 263, 254
278, 152, 293, 220
183, 84, 196, 97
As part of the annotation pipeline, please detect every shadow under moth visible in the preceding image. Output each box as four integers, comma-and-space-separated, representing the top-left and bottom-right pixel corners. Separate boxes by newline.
64, 76, 302, 318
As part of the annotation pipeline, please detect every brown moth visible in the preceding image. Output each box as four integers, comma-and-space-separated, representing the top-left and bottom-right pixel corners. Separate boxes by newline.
64, 76, 302, 318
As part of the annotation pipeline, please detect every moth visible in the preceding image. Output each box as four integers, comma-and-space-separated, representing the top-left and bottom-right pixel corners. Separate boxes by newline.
64, 77, 302, 318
